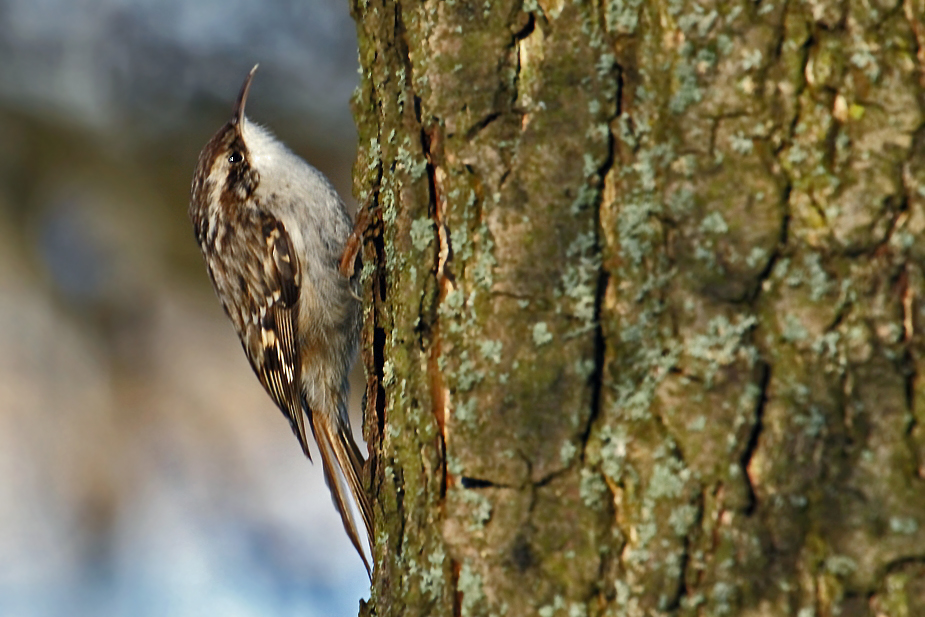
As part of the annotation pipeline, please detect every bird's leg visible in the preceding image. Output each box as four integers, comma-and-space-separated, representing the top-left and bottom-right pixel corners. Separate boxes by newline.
339, 200, 374, 279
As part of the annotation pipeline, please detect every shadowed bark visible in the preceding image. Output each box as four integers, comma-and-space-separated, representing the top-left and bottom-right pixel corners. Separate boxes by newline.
350, 0, 925, 615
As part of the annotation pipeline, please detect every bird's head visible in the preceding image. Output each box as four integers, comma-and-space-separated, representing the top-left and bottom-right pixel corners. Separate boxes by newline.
190, 65, 263, 224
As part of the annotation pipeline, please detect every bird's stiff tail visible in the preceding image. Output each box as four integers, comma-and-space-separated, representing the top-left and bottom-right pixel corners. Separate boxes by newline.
311, 412, 374, 576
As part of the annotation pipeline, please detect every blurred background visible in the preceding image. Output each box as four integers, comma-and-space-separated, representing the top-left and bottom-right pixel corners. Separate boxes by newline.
0, 1, 371, 615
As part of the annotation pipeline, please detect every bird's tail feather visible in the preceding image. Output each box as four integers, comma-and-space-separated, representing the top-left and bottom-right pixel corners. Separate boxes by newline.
312, 413, 373, 577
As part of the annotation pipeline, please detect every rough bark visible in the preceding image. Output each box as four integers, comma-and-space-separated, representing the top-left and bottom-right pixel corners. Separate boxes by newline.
350, 0, 925, 615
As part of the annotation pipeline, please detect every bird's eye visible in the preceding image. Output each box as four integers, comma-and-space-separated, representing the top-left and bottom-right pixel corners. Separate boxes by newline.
228, 151, 243, 164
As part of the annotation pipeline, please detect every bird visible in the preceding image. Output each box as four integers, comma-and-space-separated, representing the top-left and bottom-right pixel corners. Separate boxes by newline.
188, 65, 372, 574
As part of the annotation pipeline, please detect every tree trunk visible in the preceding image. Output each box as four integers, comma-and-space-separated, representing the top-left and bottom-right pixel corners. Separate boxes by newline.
349, 1, 925, 615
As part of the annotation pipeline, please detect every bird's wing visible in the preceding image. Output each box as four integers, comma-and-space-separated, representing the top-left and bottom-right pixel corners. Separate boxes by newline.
244, 213, 313, 460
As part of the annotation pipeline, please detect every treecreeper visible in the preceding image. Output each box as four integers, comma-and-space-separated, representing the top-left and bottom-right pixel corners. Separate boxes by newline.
188, 65, 373, 575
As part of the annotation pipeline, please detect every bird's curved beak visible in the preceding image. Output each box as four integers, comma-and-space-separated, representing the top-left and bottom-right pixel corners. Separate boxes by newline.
232, 64, 259, 126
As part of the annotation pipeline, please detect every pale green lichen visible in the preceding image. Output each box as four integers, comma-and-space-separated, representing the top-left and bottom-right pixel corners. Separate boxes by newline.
580, 468, 608, 508
669, 504, 698, 536
686, 315, 757, 384
677, 4, 717, 35
687, 415, 706, 431
612, 343, 680, 419
825, 555, 857, 576
681, 593, 706, 610
454, 397, 478, 426
668, 186, 695, 215
568, 602, 588, 617
443, 288, 465, 311
453, 219, 472, 262
614, 579, 631, 608
367, 137, 381, 171
812, 330, 841, 361
729, 132, 754, 155
458, 561, 485, 617
803, 252, 831, 301
575, 358, 596, 379
597, 54, 615, 80
616, 112, 638, 149
700, 211, 729, 234
478, 339, 503, 364
792, 405, 825, 437
745, 246, 767, 268
889, 516, 919, 535
447, 454, 464, 476
360, 257, 376, 285
418, 548, 446, 599
380, 185, 397, 226
711, 581, 736, 614
396, 141, 428, 180
456, 352, 484, 391
782, 314, 809, 343
647, 460, 686, 500
533, 322, 554, 346
458, 487, 493, 530
440, 287, 469, 335
849, 44, 880, 81
741, 48, 763, 71
696, 47, 717, 70
669, 56, 702, 114
598, 425, 628, 480
539, 595, 567, 617
411, 217, 435, 251
471, 223, 496, 289
787, 144, 808, 165
604, 0, 643, 34
382, 360, 395, 386
560, 440, 578, 464
571, 181, 602, 216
